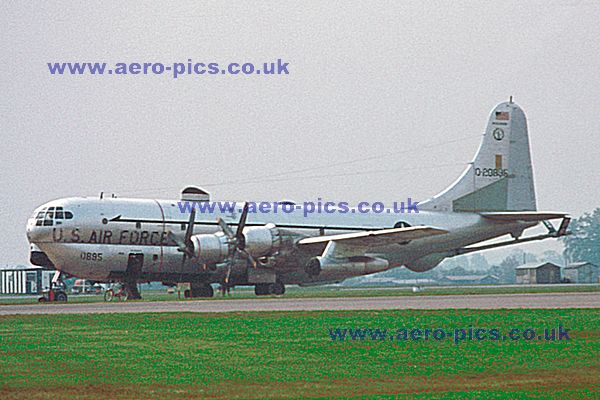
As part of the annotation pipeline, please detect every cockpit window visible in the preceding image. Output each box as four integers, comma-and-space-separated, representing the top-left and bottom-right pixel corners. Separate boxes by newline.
34, 207, 73, 226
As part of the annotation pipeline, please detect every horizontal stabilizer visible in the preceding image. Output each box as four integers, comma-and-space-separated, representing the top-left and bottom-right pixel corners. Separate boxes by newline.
297, 226, 448, 248
480, 211, 568, 222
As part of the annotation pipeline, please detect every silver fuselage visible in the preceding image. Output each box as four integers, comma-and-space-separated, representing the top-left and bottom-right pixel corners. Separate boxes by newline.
26, 196, 534, 285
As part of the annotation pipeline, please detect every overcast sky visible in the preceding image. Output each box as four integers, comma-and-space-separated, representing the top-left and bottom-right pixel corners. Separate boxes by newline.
1, 1, 599, 264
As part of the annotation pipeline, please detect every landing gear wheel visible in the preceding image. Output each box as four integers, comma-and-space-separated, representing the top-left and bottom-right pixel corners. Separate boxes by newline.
203, 284, 214, 298
191, 283, 214, 298
271, 282, 285, 295
254, 284, 270, 296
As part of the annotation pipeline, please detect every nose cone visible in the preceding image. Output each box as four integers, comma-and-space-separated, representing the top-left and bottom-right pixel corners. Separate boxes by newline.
27, 202, 59, 268
26, 201, 61, 244
26, 214, 41, 243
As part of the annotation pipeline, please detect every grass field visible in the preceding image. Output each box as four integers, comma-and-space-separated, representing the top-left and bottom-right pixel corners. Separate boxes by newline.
1, 284, 599, 305
0, 309, 598, 399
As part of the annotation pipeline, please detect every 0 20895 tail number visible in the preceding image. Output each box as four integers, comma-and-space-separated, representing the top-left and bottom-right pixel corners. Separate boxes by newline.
474, 167, 508, 178
80, 252, 103, 261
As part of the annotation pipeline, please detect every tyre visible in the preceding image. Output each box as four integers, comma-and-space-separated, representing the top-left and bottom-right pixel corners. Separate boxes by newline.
271, 282, 285, 296
120, 291, 128, 301
104, 290, 114, 302
55, 292, 68, 302
191, 284, 214, 298
254, 284, 270, 296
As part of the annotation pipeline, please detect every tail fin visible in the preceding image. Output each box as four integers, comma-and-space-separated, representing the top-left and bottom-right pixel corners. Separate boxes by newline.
420, 101, 536, 212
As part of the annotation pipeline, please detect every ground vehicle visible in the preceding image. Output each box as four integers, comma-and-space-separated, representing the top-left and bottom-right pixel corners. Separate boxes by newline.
38, 283, 68, 302
104, 284, 128, 301
71, 279, 98, 294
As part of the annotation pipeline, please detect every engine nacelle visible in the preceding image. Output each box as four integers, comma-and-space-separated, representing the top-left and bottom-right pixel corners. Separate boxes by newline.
243, 224, 281, 257
189, 224, 282, 264
305, 256, 389, 279
190, 233, 230, 264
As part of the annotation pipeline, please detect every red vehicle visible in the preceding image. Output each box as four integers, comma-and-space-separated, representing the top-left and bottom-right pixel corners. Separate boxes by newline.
38, 283, 68, 302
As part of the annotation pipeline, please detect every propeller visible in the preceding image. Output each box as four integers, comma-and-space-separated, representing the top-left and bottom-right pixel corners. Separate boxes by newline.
217, 202, 256, 284
167, 203, 256, 282
167, 205, 196, 269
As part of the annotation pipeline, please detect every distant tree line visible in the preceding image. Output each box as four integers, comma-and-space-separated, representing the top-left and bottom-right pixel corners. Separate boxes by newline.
562, 207, 600, 266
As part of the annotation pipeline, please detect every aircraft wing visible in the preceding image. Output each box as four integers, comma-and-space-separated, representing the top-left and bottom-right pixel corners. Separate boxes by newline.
479, 211, 568, 222
297, 226, 448, 257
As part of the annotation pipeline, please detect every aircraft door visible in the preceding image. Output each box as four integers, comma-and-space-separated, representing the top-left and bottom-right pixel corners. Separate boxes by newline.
124, 253, 144, 299
126, 253, 144, 276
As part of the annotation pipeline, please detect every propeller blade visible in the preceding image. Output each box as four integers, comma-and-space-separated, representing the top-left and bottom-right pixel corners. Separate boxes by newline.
235, 202, 250, 240
224, 265, 232, 284
238, 248, 257, 268
167, 231, 186, 250
181, 253, 187, 269
225, 250, 238, 284
167, 230, 195, 259
183, 206, 196, 247
217, 217, 235, 239
221, 202, 255, 284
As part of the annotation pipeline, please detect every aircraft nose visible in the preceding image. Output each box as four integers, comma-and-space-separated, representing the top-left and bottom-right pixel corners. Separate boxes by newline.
26, 217, 42, 242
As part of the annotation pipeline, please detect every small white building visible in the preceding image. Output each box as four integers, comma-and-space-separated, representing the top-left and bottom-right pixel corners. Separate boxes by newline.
0, 265, 57, 294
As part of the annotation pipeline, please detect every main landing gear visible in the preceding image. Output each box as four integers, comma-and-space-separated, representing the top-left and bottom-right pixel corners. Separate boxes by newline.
185, 283, 214, 298
123, 280, 142, 300
254, 282, 285, 296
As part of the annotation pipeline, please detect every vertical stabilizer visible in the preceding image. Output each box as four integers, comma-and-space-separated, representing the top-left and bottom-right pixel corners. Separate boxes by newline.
420, 101, 536, 212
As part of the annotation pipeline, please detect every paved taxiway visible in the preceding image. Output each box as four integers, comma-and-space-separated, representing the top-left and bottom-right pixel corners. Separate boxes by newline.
0, 292, 598, 315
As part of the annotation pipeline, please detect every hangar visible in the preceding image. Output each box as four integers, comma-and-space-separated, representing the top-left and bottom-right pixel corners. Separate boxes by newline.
563, 262, 599, 284
515, 262, 561, 284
